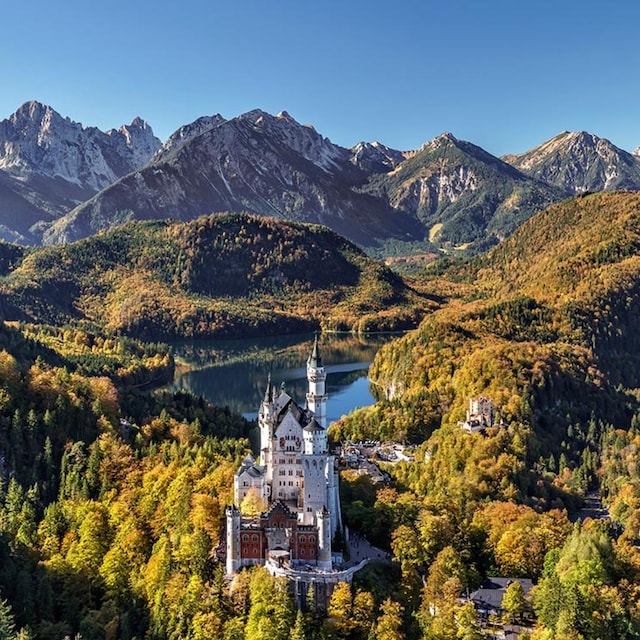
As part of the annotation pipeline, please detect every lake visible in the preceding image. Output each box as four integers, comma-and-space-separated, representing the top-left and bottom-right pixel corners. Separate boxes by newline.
168, 333, 396, 423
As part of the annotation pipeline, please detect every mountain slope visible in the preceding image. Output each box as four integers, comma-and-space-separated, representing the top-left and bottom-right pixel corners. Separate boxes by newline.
0, 101, 161, 242
367, 192, 640, 440
1, 213, 432, 339
42, 110, 423, 248
502, 131, 640, 193
360, 132, 564, 250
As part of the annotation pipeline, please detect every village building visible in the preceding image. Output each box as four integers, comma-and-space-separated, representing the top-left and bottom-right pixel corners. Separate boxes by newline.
467, 576, 534, 621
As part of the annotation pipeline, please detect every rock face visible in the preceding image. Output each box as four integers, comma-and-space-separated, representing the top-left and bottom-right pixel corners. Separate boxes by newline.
502, 131, 640, 193
0, 101, 161, 243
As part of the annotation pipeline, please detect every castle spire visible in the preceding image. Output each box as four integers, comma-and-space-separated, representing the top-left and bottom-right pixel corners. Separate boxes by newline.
263, 371, 272, 403
308, 333, 322, 368
306, 333, 327, 428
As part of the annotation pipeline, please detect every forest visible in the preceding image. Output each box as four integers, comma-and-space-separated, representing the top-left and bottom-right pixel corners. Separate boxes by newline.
2, 194, 640, 638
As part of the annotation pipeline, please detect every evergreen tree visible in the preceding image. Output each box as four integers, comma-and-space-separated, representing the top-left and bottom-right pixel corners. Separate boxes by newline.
0, 598, 15, 640
291, 610, 306, 640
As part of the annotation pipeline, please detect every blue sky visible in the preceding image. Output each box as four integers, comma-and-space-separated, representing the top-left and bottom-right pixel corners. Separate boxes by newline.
1, 0, 639, 156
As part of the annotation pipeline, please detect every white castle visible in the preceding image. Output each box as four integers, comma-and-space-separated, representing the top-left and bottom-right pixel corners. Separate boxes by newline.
226, 336, 343, 576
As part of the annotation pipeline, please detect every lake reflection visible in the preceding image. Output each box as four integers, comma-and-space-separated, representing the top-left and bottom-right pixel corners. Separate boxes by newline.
168, 333, 395, 423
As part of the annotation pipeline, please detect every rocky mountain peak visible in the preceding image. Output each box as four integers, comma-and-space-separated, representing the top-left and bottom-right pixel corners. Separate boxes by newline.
234, 108, 348, 174
154, 114, 226, 160
0, 102, 160, 191
503, 130, 640, 193
349, 140, 405, 173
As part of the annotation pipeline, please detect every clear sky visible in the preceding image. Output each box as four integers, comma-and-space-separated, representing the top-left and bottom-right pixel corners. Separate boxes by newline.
1, 0, 639, 156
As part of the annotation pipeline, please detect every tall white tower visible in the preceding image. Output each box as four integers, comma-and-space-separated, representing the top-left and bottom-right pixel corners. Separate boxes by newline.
317, 506, 333, 571
306, 335, 328, 428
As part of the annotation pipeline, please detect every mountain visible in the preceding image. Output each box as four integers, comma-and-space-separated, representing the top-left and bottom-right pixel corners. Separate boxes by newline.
359, 132, 564, 250
42, 109, 423, 248
368, 192, 640, 431
348, 140, 407, 174
0, 101, 161, 243
40, 114, 564, 253
5, 101, 640, 255
502, 131, 640, 193
0, 213, 432, 339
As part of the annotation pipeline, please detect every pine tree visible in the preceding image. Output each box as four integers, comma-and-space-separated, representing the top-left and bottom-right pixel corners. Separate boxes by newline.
291, 610, 306, 640
0, 598, 16, 640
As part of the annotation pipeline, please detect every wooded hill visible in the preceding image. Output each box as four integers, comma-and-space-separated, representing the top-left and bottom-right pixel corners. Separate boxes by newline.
0, 213, 435, 340
334, 192, 640, 506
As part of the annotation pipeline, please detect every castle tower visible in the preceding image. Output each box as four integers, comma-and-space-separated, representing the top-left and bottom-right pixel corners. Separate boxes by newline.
326, 456, 343, 538
306, 335, 327, 428
317, 506, 332, 571
226, 505, 241, 575
302, 419, 328, 525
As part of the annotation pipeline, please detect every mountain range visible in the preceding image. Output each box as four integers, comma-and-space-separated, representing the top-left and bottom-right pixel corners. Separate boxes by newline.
2, 100, 640, 252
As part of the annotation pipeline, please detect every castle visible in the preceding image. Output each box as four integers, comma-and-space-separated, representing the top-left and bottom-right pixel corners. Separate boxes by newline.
226, 336, 343, 576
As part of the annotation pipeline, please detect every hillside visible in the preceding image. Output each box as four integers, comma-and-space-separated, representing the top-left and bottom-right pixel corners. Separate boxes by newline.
0, 213, 434, 340
333, 192, 640, 507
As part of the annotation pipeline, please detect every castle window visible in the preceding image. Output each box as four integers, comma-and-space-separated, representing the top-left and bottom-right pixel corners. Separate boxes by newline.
288, 470, 293, 476
252, 534, 259, 542
288, 481, 293, 486
253, 548, 258, 555
243, 481, 248, 487
242, 534, 249, 542
301, 548, 306, 556
300, 535, 306, 543
309, 536, 315, 543
310, 547, 315, 555
306, 507, 312, 512
279, 469, 285, 476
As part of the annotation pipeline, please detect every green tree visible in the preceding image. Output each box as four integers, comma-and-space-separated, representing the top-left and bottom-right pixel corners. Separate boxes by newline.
0, 599, 15, 640
501, 580, 526, 624
245, 567, 294, 640
456, 602, 483, 640
290, 610, 306, 640
373, 598, 404, 640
